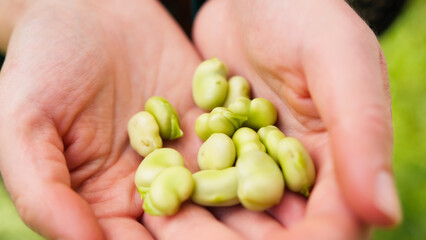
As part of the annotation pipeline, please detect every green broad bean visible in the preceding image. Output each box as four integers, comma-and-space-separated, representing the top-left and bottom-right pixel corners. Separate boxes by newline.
144, 96, 183, 140
232, 127, 266, 157
194, 113, 212, 141
198, 133, 236, 170
191, 167, 239, 207
128, 111, 162, 157
276, 137, 316, 197
134, 148, 184, 198
227, 97, 251, 116
258, 125, 286, 161
228, 97, 277, 130
236, 151, 284, 211
193, 58, 229, 111
222, 76, 251, 107
143, 166, 194, 216
194, 107, 247, 141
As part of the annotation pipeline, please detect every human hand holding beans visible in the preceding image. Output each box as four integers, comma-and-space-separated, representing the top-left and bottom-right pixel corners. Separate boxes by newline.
0, 1, 243, 239
0, 0, 400, 239
193, 0, 401, 239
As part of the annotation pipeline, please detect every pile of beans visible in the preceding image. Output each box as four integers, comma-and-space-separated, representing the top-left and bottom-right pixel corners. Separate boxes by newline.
128, 58, 316, 216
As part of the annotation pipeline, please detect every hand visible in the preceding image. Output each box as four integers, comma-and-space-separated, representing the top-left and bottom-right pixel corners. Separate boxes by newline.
0, 0, 244, 239
192, 0, 401, 239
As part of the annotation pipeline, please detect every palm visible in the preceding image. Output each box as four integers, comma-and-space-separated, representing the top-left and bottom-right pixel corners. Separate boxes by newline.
0, 1, 204, 238
192, 0, 385, 238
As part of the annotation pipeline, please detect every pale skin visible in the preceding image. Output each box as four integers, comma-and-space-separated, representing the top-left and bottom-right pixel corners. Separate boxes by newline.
0, 0, 400, 239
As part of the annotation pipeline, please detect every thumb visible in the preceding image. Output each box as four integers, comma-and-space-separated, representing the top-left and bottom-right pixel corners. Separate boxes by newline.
303, 3, 401, 227
0, 105, 103, 239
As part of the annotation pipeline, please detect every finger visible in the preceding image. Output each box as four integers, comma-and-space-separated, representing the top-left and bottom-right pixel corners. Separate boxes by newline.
215, 146, 368, 240
143, 203, 242, 240
267, 191, 307, 228
302, 1, 401, 226
281, 170, 369, 240
99, 217, 153, 240
212, 206, 287, 240
270, 154, 368, 240
0, 108, 103, 240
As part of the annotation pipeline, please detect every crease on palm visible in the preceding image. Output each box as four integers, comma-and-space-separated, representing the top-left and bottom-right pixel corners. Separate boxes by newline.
11, 20, 200, 224
191, 1, 367, 233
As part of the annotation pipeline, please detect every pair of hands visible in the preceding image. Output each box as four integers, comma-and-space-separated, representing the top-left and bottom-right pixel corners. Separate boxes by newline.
0, 0, 401, 239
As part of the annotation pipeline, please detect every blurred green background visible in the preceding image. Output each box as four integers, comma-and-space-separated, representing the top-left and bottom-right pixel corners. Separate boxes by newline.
1, 0, 425, 239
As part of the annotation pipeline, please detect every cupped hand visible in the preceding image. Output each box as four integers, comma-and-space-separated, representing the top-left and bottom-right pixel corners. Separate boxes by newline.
0, 0, 242, 239
193, 0, 401, 239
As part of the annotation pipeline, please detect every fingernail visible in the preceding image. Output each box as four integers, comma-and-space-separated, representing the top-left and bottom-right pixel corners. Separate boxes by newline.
375, 170, 402, 224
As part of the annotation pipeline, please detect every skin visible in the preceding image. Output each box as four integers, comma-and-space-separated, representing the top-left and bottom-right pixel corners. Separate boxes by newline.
193, 0, 400, 239
0, 0, 400, 239
0, 0, 240, 239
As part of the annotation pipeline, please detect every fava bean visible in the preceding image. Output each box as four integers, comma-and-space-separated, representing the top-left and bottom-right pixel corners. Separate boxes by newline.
195, 107, 246, 141
192, 167, 239, 207
222, 76, 251, 107
258, 125, 286, 161
228, 97, 277, 130
128, 111, 162, 157
277, 137, 316, 197
143, 166, 194, 216
198, 133, 236, 170
236, 151, 284, 211
145, 96, 183, 140
193, 58, 229, 111
232, 127, 266, 157
134, 148, 184, 198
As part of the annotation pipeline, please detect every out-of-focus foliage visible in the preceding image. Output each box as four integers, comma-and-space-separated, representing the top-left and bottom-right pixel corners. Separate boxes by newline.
0, 176, 44, 239
374, 0, 426, 239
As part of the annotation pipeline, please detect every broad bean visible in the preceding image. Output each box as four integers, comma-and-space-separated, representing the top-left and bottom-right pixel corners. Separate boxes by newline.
192, 58, 229, 111
222, 76, 251, 107
143, 166, 194, 216
277, 137, 316, 197
134, 148, 184, 198
192, 167, 239, 207
145, 96, 183, 140
228, 97, 277, 130
236, 151, 284, 211
227, 96, 251, 116
198, 133, 236, 170
258, 125, 286, 161
128, 111, 162, 157
194, 107, 246, 141
232, 127, 266, 157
